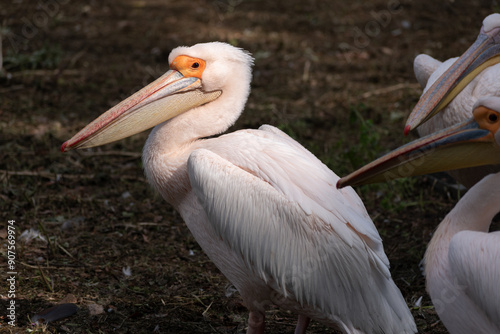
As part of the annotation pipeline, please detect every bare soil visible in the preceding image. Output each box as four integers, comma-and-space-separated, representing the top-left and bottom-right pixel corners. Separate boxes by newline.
1, 1, 496, 333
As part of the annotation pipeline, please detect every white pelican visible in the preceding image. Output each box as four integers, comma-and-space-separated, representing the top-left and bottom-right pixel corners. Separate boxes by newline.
406, 13, 500, 187
61, 42, 417, 334
338, 97, 500, 334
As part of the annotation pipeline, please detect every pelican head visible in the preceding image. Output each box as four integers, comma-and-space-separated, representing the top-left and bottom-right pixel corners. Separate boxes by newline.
61, 42, 253, 152
338, 96, 500, 188
404, 13, 500, 135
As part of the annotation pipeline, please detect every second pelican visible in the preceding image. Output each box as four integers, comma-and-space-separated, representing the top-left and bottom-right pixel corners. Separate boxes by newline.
338, 97, 500, 334
406, 13, 500, 187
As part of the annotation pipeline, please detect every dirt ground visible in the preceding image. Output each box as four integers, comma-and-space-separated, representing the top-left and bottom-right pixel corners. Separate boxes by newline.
1, 0, 497, 333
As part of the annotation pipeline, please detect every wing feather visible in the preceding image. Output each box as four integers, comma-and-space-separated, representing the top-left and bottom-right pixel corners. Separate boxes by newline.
449, 231, 500, 328
256, 125, 387, 265
187, 138, 416, 333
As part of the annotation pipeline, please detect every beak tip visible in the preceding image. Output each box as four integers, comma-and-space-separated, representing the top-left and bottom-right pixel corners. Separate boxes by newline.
61, 141, 69, 153
404, 124, 411, 136
336, 179, 344, 189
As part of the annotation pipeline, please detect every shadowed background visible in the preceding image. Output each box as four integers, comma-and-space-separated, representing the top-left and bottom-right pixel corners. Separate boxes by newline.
1, 1, 497, 332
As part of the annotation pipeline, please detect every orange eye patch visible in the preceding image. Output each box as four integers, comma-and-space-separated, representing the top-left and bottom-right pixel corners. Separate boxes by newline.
170, 55, 206, 79
474, 105, 500, 134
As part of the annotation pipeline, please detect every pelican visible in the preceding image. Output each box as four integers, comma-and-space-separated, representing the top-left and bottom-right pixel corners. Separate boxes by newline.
406, 13, 500, 187
338, 96, 500, 334
61, 42, 416, 334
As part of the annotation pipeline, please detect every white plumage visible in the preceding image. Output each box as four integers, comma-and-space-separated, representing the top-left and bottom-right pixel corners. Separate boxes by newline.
424, 171, 500, 334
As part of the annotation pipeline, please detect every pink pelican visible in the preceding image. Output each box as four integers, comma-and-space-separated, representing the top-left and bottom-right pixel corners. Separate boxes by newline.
405, 13, 500, 187
62, 42, 416, 334
338, 97, 500, 334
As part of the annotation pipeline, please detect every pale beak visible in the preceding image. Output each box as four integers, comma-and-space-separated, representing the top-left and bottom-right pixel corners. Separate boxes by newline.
61, 70, 221, 152
404, 13, 500, 135
337, 101, 500, 188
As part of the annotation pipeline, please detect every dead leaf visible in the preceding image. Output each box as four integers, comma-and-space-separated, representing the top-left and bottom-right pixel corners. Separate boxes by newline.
88, 303, 105, 316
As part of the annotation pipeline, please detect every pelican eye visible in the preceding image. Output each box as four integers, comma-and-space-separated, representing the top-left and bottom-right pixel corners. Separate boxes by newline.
488, 112, 498, 123
170, 55, 205, 78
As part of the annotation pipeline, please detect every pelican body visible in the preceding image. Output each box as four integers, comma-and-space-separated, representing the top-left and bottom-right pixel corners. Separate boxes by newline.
338, 97, 500, 334
62, 42, 416, 334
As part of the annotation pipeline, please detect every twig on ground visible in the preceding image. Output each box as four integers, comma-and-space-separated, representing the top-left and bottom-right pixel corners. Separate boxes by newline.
362, 83, 421, 99
0, 169, 145, 182
79, 150, 142, 158
37, 264, 54, 293
57, 242, 75, 260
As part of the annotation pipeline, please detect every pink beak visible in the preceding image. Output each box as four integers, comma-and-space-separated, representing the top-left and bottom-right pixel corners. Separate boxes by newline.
62, 69, 221, 152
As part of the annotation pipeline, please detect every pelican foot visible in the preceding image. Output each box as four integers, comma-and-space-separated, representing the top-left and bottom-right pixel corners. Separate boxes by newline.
247, 310, 265, 334
294, 314, 311, 334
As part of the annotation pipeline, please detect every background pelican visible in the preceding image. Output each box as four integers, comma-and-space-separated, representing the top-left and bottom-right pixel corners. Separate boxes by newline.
404, 13, 500, 187
338, 96, 500, 334
62, 42, 416, 334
